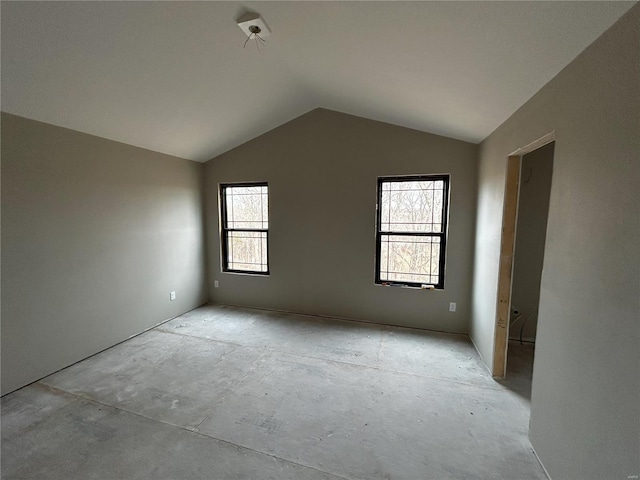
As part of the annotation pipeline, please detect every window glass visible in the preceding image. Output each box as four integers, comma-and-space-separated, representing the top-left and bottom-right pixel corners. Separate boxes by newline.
221, 183, 269, 274
376, 176, 449, 288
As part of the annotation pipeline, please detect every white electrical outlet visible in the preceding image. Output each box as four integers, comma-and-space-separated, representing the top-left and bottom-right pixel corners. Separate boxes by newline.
449, 302, 456, 312
170, 291, 176, 301
214, 280, 219, 288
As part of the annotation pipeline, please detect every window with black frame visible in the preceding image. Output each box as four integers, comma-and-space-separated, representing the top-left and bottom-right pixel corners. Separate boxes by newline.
375, 175, 449, 289
220, 183, 269, 274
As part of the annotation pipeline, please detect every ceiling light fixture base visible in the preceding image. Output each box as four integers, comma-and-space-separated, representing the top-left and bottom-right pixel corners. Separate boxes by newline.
237, 12, 271, 38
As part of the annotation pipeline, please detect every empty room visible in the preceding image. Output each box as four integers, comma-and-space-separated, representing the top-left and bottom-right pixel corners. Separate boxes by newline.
1, 2, 638, 479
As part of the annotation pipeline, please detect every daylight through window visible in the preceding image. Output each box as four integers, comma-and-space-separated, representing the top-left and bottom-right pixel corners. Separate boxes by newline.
375, 175, 449, 288
220, 183, 269, 274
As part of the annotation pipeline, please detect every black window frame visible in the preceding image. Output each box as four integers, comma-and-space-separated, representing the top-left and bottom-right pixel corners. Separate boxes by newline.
375, 175, 450, 289
220, 182, 270, 275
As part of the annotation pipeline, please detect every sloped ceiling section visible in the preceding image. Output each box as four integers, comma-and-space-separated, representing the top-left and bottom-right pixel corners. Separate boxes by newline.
1, 1, 634, 162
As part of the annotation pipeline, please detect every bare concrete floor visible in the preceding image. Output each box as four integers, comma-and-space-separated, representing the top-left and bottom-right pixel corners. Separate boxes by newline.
501, 340, 536, 402
2, 305, 546, 479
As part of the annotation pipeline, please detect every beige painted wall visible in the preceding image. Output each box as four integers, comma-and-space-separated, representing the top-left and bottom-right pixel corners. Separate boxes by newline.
1, 113, 208, 395
510, 143, 554, 342
471, 5, 639, 479
205, 109, 478, 333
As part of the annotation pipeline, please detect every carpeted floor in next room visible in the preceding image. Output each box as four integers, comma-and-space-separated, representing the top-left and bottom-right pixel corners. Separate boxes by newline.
1, 304, 545, 480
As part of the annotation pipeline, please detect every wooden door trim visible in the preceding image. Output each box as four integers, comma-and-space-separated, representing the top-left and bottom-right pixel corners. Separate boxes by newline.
492, 131, 555, 378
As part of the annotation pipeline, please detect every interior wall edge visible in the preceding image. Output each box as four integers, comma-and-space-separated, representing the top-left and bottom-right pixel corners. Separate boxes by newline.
471, 5, 640, 478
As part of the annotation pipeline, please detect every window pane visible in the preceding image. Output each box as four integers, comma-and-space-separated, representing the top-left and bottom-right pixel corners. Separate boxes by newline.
225, 186, 268, 230
433, 188, 443, 228
379, 180, 445, 233
379, 235, 440, 284
227, 231, 268, 272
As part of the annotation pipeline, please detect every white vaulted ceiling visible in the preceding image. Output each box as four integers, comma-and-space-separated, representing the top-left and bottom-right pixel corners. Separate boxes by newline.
1, 1, 635, 162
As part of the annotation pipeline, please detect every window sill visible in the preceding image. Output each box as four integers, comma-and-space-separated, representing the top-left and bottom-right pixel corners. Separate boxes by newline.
222, 270, 270, 277
375, 283, 442, 291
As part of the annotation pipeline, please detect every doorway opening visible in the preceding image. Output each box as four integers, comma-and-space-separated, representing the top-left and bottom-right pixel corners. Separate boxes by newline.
493, 134, 555, 399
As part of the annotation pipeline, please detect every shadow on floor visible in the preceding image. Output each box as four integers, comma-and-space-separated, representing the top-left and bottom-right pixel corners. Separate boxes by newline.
496, 340, 535, 401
